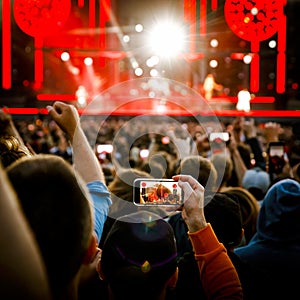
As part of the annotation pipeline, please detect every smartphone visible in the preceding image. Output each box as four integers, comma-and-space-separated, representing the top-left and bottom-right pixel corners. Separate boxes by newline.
133, 178, 184, 206
267, 142, 286, 180
209, 132, 230, 143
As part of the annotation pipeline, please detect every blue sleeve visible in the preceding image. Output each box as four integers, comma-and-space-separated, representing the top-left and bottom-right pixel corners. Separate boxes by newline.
87, 181, 112, 243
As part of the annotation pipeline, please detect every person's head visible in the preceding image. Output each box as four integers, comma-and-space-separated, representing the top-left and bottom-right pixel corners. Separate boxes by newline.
148, 151, 174, 178
257, 178, 300, 243
242, 167, 271, 201
204, 192, 243, 250
108, 168, 152, 212
222, 186, 260, 244
177, 155, 217, 193
99, 210, 178, 300
0, 136, 29, 168
139, 160, 165, 179
210, 153, 233, 190
0, 162, 51, 300
6, 154, 96, 297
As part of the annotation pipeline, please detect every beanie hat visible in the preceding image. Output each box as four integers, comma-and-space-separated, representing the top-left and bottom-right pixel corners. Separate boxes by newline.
100, 210, 177, 297
204, 192, 243, 246
242, 167, 270, 196
258, 179, 300, 242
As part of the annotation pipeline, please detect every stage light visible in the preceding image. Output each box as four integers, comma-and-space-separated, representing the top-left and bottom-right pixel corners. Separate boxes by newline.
269, 40, 277, 49
76, 85, 88, 108
130, 59, 139, 69
71, 67, 80, 75
209, 59, 218, 68
156, 103, 166, 114
210, 39, 219, 48
61, 52, 70, 62
123, 35, 130, 43
150, 69, 159, 77
243, 54, 252, 64
146, 55, 160, 67
236, 89, 251, 112
135, 24, 143, 32
84, 57, 93, 66
147, 21, 185, 57
134, 67, 143, 76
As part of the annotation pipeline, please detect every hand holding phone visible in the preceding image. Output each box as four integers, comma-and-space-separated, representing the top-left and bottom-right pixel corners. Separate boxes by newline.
267, 142, 286, 180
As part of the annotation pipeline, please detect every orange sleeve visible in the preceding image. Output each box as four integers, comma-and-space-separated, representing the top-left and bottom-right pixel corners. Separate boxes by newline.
188, 223, 243, 300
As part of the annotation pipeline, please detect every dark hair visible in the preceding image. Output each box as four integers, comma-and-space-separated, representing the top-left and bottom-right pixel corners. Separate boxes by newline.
204, 192, 243, 247
7, 154, 93, 295
177, 155, 217, 192
222, 187, 260, 243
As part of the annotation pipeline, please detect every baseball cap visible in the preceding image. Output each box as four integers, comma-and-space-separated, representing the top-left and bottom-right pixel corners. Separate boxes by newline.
242, 167, 270, 199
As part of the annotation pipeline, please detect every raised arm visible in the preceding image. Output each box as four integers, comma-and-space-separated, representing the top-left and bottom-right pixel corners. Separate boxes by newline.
47, 102, 104, 183
47, 102, 111, 242
173, 174, 243, 300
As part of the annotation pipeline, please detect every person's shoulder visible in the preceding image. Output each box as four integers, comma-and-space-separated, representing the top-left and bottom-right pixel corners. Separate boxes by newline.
87, 180, 110, 193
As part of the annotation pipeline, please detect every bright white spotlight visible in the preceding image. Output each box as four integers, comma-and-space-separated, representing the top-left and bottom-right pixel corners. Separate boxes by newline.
210, 39, 219, 48
135, 24, 143, 32
61, 52, 70, 62
123, 35, 130, 43
269, 40, 276, 49
84, 57, 93, 66
209, 59, 218, 68
76, 85, 88, 108
150, 69, 159, 77
148, 21, 185, 57
71, 67, 80, 75
146, 55, 160, 67
156, 103, 166, 114
243, 54, 252, 64
236, 89, 251, 112
134, 67, 143, 76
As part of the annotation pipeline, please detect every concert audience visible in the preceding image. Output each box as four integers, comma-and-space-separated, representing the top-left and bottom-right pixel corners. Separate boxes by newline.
2, 104, 300, 300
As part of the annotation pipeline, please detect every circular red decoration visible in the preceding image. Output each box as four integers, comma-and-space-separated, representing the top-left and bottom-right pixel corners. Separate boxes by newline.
142, 182, 147, 187
224, 0, 283, 42
14, 0, 71, 37
172, 184, 177, 189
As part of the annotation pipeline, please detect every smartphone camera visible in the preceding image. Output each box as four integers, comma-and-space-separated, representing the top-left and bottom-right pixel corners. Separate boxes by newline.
133, 178, 184, 206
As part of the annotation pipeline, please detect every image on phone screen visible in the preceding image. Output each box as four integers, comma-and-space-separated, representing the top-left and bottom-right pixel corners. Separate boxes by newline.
133, 178, 184, 206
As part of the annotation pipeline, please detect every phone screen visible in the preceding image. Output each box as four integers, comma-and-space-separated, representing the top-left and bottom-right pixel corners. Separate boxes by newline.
269, 145, 284, 157
268, 142, 285, 180
133, 178, 184, 206
96, 144, 113, 154
209, 132, 230, 142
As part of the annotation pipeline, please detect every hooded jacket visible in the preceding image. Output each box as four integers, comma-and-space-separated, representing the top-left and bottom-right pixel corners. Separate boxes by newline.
234, 178, 300, 299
